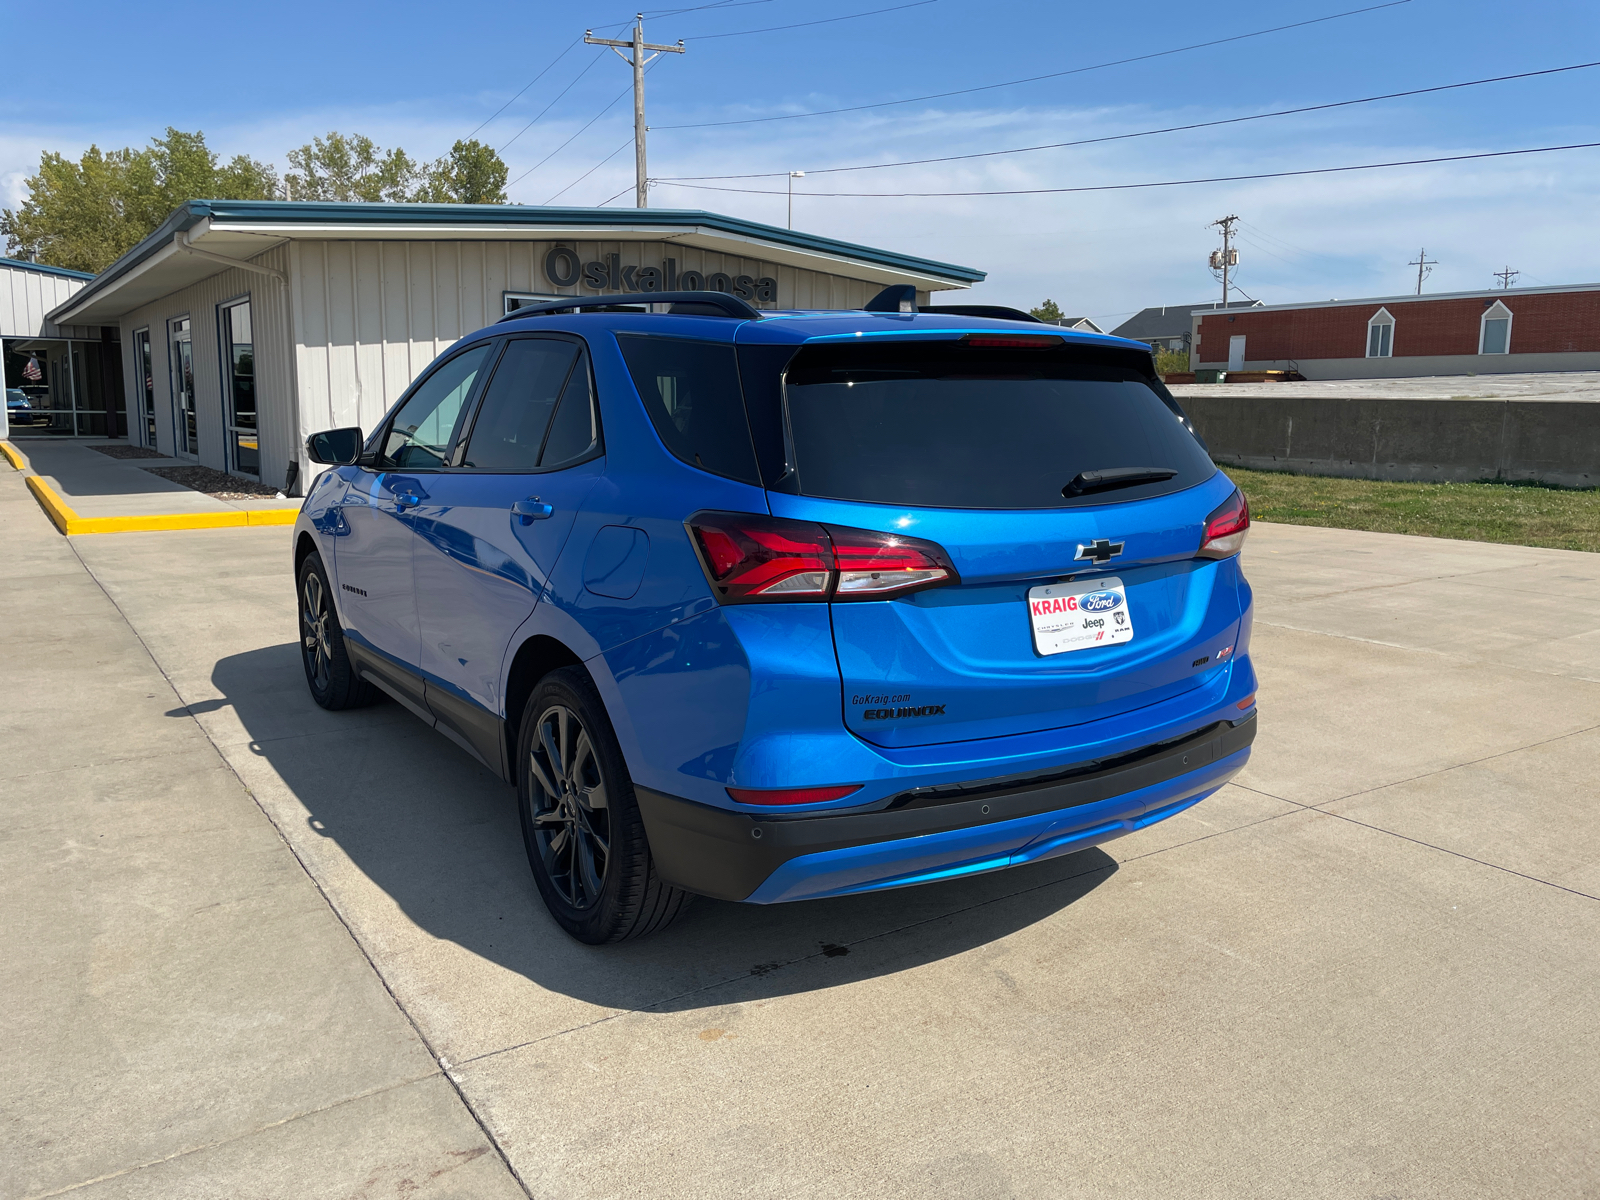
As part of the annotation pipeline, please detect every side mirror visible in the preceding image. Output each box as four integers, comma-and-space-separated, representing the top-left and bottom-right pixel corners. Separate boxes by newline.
306, 426, 363, 465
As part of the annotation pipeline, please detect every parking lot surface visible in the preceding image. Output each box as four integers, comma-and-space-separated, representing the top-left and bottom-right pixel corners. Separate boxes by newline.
5, 464, 1599, 1198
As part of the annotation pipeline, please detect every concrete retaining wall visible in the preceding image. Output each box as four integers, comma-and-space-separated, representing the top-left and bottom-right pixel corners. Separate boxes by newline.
1183, 394, 1600, 489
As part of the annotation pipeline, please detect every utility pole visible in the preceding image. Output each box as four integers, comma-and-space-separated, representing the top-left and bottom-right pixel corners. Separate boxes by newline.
788, 171, 805, 229
585, 15, 685, 209
1494, 265, 1520, 289
1208, 215, 1240, 307
1408, 247, 1438, 295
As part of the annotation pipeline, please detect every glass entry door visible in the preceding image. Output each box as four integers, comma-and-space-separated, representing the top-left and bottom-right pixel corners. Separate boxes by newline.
170, 317, 196, 455
135, 330, 156, 446
220, 299, 258, 476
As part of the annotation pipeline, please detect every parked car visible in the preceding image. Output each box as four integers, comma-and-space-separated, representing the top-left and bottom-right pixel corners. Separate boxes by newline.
295, 289, 1257, 943
6, 388, 34, 427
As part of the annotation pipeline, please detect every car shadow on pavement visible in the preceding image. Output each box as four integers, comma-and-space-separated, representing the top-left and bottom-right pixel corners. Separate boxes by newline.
213, 644, 1115, 1013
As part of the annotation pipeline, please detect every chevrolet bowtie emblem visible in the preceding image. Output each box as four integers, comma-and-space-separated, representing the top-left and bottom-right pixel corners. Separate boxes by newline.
1075, 539, 1125, 564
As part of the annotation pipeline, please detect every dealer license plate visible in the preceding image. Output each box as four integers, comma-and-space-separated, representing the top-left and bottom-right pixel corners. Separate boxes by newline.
1027, 576, 1135, 656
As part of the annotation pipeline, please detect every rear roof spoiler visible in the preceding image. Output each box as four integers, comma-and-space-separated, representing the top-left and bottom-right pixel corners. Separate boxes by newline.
498, 290, 761, 322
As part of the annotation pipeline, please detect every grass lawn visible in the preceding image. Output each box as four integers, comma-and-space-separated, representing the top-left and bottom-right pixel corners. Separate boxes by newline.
1222, 466, 1600, 553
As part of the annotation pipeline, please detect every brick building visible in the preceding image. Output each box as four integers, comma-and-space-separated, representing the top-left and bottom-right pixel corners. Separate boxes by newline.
1191, 283, 1600, 379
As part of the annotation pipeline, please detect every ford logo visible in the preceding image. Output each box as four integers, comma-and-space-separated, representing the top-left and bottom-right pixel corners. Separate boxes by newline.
1080, 590, 1122, 612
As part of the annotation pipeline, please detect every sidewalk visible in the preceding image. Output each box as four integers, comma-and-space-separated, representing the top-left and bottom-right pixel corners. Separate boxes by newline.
4, 439, 300, 535
0, 468, 524, 1198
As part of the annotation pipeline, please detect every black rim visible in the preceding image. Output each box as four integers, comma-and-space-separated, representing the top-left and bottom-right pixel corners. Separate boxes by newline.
527, 703, 611, 909
300, 571, 333, 692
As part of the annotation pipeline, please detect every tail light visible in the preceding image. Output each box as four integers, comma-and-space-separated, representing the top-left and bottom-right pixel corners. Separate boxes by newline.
1198, 488, 1250, 559
687, 511, 958, 603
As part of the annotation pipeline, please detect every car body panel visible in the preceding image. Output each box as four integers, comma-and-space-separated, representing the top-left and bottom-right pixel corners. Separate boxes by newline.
294, 304, 1259, 908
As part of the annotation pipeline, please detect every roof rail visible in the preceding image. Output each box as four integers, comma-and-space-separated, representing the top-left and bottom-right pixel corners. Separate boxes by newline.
498, 290, 762, 323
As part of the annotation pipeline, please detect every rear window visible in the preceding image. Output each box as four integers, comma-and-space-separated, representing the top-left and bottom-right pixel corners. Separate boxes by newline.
616, 335, 760, 485
780, 341, 1214, 509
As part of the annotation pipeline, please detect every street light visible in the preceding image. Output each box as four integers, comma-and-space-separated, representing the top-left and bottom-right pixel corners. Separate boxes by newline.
788, 171, 805, 230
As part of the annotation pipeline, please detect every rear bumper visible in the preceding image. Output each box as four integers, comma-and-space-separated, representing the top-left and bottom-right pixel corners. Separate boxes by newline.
636, 713, 1255, 903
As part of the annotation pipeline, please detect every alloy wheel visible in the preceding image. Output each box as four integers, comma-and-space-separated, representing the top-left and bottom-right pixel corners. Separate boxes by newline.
527, 703, 611, 909
300, 572, 333, 692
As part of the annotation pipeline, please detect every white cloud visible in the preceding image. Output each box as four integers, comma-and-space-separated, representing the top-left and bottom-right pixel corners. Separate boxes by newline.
5, 90, 1597, 324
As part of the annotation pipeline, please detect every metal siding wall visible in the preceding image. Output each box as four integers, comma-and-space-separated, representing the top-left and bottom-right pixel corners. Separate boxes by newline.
0, 265, 87, 338
283, 237, 920, 488
111, 244, 293, 484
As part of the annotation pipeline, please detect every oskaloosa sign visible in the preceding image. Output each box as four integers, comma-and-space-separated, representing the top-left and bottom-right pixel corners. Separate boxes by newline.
545, 248, 777, 302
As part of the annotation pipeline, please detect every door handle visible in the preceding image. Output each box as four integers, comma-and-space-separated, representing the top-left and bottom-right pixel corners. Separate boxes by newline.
512, 498, 555, 523
393, 491, 421, 510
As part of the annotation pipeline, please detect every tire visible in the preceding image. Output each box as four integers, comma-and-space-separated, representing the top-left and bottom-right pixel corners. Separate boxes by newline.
297, 551, 380, 711
516, 666, 692, 944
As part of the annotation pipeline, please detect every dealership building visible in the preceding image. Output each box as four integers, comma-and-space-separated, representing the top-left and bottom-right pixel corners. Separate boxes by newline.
40, 200, 984, 493
2, 257, 125, 438
1191, 283, 1600, 379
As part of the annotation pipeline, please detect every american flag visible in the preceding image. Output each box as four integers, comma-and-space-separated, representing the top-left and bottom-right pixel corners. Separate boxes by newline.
22, 356, 41, 382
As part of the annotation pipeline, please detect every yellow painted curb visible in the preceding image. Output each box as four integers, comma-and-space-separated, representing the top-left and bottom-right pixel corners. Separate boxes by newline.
25, 474, 298, 536
0, 441, 26, 470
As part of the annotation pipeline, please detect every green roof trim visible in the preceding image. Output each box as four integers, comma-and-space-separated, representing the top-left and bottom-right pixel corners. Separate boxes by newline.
0, 256, 96, 282
53, 199, 985, 321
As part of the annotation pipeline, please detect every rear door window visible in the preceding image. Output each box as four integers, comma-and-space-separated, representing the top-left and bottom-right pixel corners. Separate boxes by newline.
780, 340, 1215, 509
461, 337, 583, 470
616, 335, 759, 485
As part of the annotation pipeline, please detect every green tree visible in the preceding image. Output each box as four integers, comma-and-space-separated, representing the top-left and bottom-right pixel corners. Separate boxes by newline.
283, 132, 424, 202
418, 139, 510, 204
1, 128, 278, 273
1155, 346, 1191, 376
1030, 298, 1064, 322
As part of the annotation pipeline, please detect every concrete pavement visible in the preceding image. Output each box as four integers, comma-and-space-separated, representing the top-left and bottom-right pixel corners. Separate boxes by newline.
0, 468, 525, 1197
14, 441, 298, 519
6, 472, 1599, 1196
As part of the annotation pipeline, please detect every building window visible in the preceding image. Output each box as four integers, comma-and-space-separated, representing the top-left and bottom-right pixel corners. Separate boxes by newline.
133, 329, 156, 446
1480, 301, 1512, 355
220, 298, 258, 476
1366, 307, 1394, 358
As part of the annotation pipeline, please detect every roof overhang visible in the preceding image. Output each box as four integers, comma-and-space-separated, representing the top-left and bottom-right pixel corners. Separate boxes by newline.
49, 200, 985, 326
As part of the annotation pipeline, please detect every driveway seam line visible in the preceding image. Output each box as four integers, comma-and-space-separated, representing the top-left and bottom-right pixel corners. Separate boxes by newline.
1255, 618, 1600, 684
20, 1072, 443, 1200
62, 535, 537, 1200
1305, 720, 1600, 811
1315, 808, 1600, 903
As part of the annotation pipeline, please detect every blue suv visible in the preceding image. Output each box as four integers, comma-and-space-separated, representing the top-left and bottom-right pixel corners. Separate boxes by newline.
296, 288, 1256, 943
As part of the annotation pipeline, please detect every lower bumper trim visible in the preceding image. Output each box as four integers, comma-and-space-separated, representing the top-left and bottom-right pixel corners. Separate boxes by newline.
637, 714, 1256, 902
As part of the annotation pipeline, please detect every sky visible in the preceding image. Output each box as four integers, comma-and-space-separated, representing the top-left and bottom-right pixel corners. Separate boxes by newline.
5, 0, 1599, 326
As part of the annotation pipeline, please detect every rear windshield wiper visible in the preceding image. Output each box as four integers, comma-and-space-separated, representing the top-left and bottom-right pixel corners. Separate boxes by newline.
1063, 467, 1178, 497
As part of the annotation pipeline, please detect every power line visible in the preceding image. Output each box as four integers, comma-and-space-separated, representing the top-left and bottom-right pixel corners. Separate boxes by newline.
506, 82, 636, 188
507, 54, 669, 192
654, 60, 1600, 181
465, 38, 582, 142
688, 0, 936, 40
653, 0, 1414, 130
497, 44, 616, 153
545, 137, 637, 204
649, 140, 1600, 198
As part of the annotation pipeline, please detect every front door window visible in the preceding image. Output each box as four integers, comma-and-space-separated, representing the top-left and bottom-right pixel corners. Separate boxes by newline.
170, 318, 196, 455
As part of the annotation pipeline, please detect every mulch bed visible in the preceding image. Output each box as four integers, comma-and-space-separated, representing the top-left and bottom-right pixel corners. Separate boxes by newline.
90, 444, 166, 460
142, 465, 285, 501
